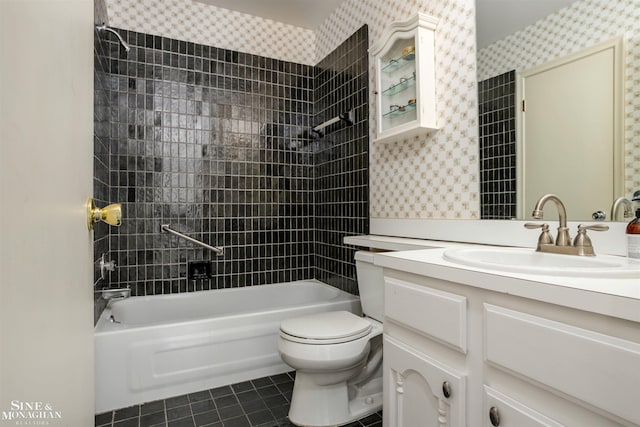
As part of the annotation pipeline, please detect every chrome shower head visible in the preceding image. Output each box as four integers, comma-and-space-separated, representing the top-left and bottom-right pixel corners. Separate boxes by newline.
96, 24, 130, 53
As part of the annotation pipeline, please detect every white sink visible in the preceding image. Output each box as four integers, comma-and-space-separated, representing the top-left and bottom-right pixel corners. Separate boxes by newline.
442, 247, 640, 278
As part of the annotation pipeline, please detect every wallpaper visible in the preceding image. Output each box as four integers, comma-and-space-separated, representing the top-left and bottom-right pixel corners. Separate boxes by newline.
105, 0, 315, 65
477, 0, 640, 200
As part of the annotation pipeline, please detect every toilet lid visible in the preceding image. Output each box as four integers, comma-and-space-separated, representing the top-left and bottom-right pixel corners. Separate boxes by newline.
280, 311, 372, 344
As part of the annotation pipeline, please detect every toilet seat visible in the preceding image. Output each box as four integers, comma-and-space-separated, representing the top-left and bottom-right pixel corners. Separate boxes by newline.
280, 311, 373, 345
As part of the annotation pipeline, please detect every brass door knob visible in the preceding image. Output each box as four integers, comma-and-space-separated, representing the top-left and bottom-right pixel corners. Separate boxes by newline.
87, 198, 122, 230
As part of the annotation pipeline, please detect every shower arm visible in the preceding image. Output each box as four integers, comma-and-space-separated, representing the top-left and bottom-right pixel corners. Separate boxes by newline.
161, 224, 224, 256
96, 23, 131, 52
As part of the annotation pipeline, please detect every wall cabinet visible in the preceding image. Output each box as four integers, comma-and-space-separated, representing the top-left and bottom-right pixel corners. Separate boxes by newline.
383, 273, 640, 426
370, 13, 438, 143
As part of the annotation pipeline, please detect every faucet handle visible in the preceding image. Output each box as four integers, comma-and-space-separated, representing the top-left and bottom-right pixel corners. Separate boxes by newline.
573, 224, 609, 255
524, 222, 553, 245
578, 223, 609, 233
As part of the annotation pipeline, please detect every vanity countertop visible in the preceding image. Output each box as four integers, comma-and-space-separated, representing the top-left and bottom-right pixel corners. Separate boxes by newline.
375, 247, 640, 323
345, 234, 640, 323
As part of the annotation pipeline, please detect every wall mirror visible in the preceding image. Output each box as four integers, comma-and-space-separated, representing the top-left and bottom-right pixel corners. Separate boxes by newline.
476, 0, 639, 222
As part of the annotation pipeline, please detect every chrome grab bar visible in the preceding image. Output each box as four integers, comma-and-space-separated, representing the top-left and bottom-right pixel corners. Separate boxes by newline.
161, 224, 224, 255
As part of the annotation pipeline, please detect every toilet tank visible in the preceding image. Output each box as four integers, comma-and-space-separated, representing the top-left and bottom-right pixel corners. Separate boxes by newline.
354, 251, 385, 322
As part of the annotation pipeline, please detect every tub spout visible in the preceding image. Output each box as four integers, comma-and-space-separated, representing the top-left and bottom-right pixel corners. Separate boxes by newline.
98, 288, 131, 300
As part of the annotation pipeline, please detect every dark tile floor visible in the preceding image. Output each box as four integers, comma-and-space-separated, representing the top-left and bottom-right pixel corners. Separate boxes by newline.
95, 372, 382, 427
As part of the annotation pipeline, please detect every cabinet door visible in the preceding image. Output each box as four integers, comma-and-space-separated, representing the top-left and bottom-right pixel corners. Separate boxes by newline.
483, 386, 564, 427
384, 335, 465, 427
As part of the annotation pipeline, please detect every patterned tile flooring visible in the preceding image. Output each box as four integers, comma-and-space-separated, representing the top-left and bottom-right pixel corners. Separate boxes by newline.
95, 372, 382, 427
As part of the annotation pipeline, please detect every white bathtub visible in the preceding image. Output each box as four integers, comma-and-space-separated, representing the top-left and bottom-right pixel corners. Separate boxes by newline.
94, 280, 361, 413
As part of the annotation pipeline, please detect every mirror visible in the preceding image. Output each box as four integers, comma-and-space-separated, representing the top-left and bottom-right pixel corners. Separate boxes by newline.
475, 0, 639, 221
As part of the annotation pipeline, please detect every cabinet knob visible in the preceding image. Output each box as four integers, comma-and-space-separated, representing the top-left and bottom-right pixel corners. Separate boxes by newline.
442, 381, 452, 398
489, 406, 500, 426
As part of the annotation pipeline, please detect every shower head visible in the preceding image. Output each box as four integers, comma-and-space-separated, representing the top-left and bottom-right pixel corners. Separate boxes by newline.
96, 24, 130, 53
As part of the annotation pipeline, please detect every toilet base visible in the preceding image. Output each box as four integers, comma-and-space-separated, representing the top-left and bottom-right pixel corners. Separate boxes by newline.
288, 370, 383, 427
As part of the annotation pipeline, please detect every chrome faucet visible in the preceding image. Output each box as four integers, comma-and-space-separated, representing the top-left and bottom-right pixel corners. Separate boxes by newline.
611, 197, 633, 221
526, 194, 608, 256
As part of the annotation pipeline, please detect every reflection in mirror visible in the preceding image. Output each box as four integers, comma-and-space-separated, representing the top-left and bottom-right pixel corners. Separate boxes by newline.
476, 0, 640, 221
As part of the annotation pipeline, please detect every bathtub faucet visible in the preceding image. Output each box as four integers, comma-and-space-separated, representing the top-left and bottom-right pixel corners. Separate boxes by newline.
98, 288, 131, 301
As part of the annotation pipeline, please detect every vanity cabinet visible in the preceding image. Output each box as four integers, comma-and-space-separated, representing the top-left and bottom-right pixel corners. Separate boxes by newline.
383, 277, 467, 426
382, 272, 640, 427
370, 13, 438, 144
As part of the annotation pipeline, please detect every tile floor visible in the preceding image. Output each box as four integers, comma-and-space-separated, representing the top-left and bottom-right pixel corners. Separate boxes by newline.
95, 372, 382, 427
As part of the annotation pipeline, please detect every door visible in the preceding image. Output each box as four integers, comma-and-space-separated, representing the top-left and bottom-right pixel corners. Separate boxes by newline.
519, 38, 623, 220
384, 335, 466, 427
0, 0, 94, 425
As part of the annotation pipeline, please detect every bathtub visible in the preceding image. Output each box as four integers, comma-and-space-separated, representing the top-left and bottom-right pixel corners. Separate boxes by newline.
94, 280, 361, 413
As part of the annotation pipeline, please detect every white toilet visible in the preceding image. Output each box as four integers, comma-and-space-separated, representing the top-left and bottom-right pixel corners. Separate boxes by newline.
277, 251, 384, 427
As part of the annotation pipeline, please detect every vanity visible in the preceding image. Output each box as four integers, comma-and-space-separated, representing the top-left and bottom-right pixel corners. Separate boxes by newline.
345, 230, 640, 427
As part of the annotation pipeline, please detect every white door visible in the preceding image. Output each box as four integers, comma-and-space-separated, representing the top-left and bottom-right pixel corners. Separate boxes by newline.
384, 335, 466, 427
519, 39, 623, 220
0, 0, 94, 425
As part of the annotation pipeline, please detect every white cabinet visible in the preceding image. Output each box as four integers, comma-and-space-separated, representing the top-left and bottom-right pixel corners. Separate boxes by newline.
483, 386, 564, 427
383, 277, 467, 427
382, 272, 640, 426
384, 335, 466, 427
370, 13, 438, 143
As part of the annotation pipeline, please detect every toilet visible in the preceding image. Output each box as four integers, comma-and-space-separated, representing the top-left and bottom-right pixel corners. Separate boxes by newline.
277, 251, 384, 427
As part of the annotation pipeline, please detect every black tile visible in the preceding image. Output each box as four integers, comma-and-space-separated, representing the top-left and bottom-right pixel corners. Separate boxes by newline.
114, 405, 139, 421
214, 394, 238, 409
221, 415, 250, 427
189, 390, 213, 403
167, 405, 192, 421
95, 411, 113, 426
231, 381, 254, 393
114, 417, 139, 427
239, 398, 267, 414
191, 399, 216, 415
140, 410, 167, 427
169, 416, 196, 427
141, 400, 165, 415
193, 409, 221, 426
246, 410, 275, 426
218, 403, 243, 420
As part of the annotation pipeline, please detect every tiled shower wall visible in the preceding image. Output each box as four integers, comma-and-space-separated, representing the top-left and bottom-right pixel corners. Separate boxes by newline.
93, 0, 113, 321
314, 26, 369, 294
478, 71, 516, 219
95, 26, 369, 303
102, 29, 315, 296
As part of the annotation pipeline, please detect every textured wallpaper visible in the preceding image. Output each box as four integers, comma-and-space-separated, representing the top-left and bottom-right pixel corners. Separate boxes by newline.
105, 0, 481, 220
105, 0, 315, 65
317, 0, 480, 219
477, 0, 640, 200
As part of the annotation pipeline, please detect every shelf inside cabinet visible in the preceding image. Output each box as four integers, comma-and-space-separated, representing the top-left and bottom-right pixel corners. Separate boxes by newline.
381, 52, 416, 73
382, 73, 416, 96
382, 101, 417, 119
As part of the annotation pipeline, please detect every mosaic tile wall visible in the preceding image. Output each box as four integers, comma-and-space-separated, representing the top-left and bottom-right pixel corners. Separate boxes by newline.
317, 0, 480, 219
313, 25, 369, 295
477, 0, 640, 199
93, 0, 113, 323
105, 0, 315, 65
102, 29, 316, 296
94, 24, 370, 304
478, 71, 516, 219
